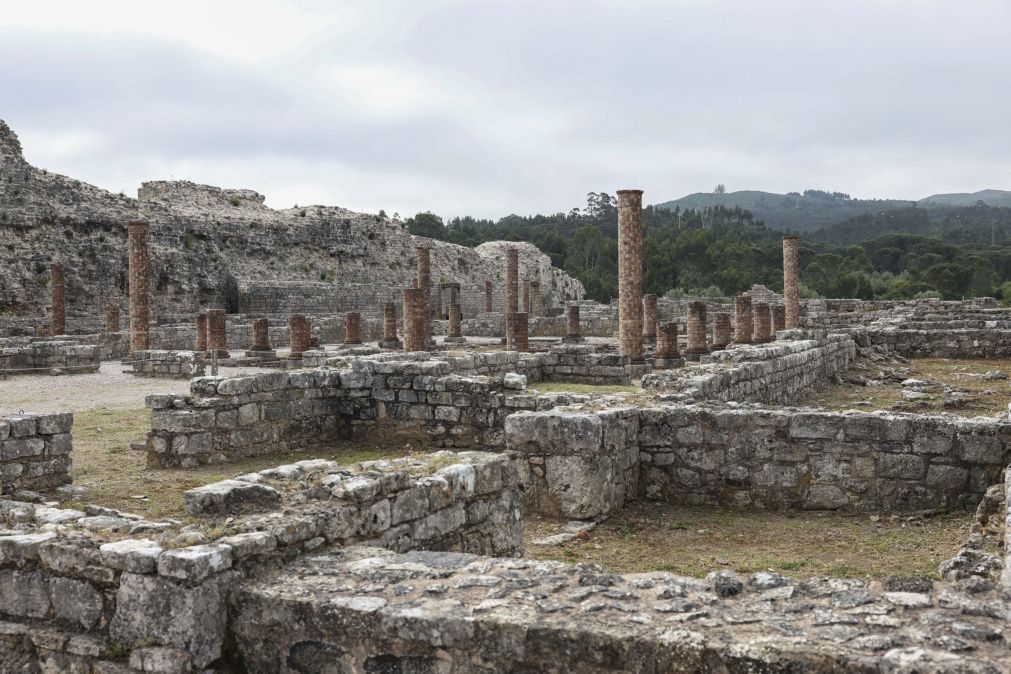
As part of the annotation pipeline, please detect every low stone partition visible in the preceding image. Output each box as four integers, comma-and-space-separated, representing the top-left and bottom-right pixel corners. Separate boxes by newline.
127, 350, 206, 379
641, 333, 855, 404
866, 327, 1011, 358
233, 545, 1010, 672
639, 405, 1009, 511
0, 341, 100, 377
0, 412, 73, 492
0, 451, 522, 671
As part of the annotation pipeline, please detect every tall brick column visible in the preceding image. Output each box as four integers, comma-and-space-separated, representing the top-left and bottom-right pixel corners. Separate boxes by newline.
50, 263, 65, 336
290, 314, 311, 358
416, 246, 431, 325
251, 318, 270, 351
617, 189, 644, 362
712, 312, 731, 350
446, 303, 465, 343
685, 301, 709, 357
733, 295, 753, 344
512, 312, 529, 352
128, 221, 150, 352
207, 309, 229, 357
753, 302, 772, 343
484, 281, 493, 313
563, 304, 584, 343
642, 294, 657, 344
403, 288, 427, 352
106, 303, 121, 333
195, 312, 208, 352
381, 302, 401, 348
529, 280, 541, 317
505, 248, 519, 345
783, 236, 800, 329
771, 305, 786, 335
344, 312, 362, 344
655, 322, 680, 365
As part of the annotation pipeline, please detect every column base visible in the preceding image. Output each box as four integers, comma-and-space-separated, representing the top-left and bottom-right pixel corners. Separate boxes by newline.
244, 350, 277, 359
379, 339, 403, 350
654, 357, 684, 369
562, 335, 585, 344
683, 350, 709, 361
444, 336, 467, 343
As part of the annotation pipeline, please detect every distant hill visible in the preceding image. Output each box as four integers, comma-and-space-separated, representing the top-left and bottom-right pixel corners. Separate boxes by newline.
917, 189, 1011, 208
654, 189, 913, 232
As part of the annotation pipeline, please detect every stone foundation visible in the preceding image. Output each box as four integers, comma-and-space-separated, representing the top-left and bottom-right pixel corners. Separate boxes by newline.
127, 350, 206, 379
0, 411, 72, 492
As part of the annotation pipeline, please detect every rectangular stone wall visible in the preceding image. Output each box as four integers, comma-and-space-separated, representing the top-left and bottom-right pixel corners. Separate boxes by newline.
0, 341, 100, 377
0, 412, 72, 492
127, 350, 206, 379
638, 406, 1008, 512
866, 328, 1011, 358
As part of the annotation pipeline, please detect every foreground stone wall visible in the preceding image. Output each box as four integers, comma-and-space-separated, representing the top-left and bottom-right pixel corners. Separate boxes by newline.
0, 452, 522, 671
639, 405, 1009, 512
0, 412, 72, 492
127, 350, 206, 379
232, 545, 1010, 673
0, 340, 100, 377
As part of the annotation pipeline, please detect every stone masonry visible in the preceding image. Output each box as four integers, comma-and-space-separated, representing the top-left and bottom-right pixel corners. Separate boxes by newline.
712, 311, 731, 349
655, 321, 679, 363
194, 312, 208, 353
734, 293, 753, 344
642, 293, 657, 344
617, 189, 644, 361
289, 314, 311, 358
529, 279, 541, 316
446, 303, 464, 343
381, 302, 401, 348
416, 246, 431, 326
505, 247, 519, 346
783, 235, 800, 329
344, 311, 362, 345
772, 303, 786, 333
563, 304, 583, 343
128, 220, 150, 352
0, 411, 72, 492
685, 300, 708, 356
484, 280, 493, 312
753, 301, 773, 343
207, 308, 228, 357
106, 303, 120, 333
512, 312, 529, 352
50, 263, 64, 337
403, 288, 427, 352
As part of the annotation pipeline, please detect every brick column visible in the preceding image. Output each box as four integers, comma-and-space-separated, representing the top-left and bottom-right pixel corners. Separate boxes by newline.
344, 312, 362, 344
50, 263, 65, 336
563, 304, 583, 343
512, 312, 529, 352
753, 302, 772, 343
642, 294, 657, 344
685, 301, 708, 356
529, 280, 541, 317
106, 303, 121, 333
783, 236, 800, 329
712, 312, 731, 350
290, 314, 311, 358
771, 305, 786, 334
522, 280, 530, 313
207, 308, 228, 357
128, 221, 150, 352
505, 248, 519, 345
403, 288, 427, 352
655, 322, 680, 363
617, 189, 644, 362
416, 246, 431, 327
382, 302, 400, 347
733, 295, 753, 344
484, 280, 493, 313
446, 303, 465, 343
251, 318, 270, 351
195, 312, 208, 352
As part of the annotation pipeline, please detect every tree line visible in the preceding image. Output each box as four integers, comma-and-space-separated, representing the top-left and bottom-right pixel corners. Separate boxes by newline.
401, 194, 1011, 304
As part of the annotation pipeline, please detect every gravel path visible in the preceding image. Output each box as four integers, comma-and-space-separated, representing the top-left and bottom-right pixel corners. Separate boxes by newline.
0, 362, 267, 415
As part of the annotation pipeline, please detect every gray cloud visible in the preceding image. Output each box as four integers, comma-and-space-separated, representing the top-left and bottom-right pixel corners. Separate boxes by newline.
2, 0, 1010, 218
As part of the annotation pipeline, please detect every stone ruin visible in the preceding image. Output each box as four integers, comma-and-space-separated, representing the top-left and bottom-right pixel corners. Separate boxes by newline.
1, 125, 1010, 670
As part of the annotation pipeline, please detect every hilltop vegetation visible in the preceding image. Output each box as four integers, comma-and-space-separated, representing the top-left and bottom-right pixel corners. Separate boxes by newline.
405, 192, 1011, 305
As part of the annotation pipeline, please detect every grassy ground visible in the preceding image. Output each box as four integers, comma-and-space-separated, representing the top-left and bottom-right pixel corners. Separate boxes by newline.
67, 407, 411, 520
796, 357, 1011, 416
525, 501, 971, 579
530, 381, 638, 395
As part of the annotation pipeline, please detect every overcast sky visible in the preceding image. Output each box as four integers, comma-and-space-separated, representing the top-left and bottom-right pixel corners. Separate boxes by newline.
2, 0, 1009, 219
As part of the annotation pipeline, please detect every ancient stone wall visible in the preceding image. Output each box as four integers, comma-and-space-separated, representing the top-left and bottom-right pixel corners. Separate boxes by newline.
865, 328, 1011, 358
127, 350, 206, 379
0, 412, 72, 491
0, 340, 100, 377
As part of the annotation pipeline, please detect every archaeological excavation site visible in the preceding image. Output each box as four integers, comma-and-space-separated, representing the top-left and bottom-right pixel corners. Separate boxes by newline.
1, 117, 1009, 673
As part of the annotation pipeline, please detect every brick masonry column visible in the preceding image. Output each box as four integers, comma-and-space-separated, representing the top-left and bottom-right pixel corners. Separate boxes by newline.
529, 280, 541, 317
642, 294, 657, 344
655, 322, 680, 360
416, 246, 432, 327
128, 220, 150, 352
783, 236, 800, 329
383, 302, 398, 344
512, 312, 529, 352
446, 303, 465, 342
771, 305, 786, 334
753, 302, 772, 343
686, 301, 709, 356
207, 308, 229, 357
50, 263, 65, 336
344, 312, 362, 344
617, 189, 644, 361
484, 281, 493, 313
565, 304, 582, 339
290, 314, 311, 358
734, 295, 753, 344
106, 303, 121, 333
251, 318, 270, 351
712, 312, 731, 350
403, 288, 427, 352
195, 312, 208, 352
522, 280, 530, 313
505, 248, 519, 345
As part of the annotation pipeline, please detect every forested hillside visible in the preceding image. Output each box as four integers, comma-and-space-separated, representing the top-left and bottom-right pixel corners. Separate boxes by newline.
403, 193, 1011, 304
